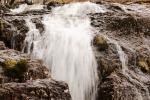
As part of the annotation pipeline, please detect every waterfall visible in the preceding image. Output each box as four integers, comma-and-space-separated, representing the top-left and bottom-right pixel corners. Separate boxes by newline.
21, 2, 106, 100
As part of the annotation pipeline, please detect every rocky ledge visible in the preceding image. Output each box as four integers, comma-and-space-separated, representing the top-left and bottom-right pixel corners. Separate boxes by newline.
0, 42, 71, 100
91, 2, 150, 100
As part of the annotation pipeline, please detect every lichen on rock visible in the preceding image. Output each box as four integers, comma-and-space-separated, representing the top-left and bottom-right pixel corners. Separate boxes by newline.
93, 35, 108, 51
1, 59, 28, 82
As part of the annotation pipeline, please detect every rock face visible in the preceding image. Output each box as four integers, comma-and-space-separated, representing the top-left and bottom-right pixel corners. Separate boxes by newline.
90, 2, 150, 100
0, 79, 70, 100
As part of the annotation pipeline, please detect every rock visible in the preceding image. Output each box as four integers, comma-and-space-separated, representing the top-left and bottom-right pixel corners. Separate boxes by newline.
23, 59, 51, 82
0, 42, 71, 99
0, 79, 71, 100
31, 18, 44, 33
0, 41, 6, 50
2, 59, 28, 81
93, 35, 108, 51
0, 18, 29, 51
91, 3, 150, 100
25, 0, 33, 5
0, 4, 10, 14
0, 49, 51, 83
11, 19, 29, 51
47, 1, 63, 10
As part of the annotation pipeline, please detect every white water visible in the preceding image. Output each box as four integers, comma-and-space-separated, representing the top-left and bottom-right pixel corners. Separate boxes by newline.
22, 2, 106, 100
23, 17, 41, 54
10, 4, 44, 13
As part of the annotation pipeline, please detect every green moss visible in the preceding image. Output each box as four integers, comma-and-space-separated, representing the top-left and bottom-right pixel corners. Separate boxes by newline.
3, 59, 17, 69
94, 35, 108, 51
137, 57, 150, 72
138, 61, 149, 72
2, 59, 28, 79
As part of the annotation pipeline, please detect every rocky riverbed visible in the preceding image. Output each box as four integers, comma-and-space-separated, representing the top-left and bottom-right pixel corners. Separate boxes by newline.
1, 1, 150, 100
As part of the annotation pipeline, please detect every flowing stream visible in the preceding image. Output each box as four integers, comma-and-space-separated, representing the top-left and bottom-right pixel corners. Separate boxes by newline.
19, 2, 106, 100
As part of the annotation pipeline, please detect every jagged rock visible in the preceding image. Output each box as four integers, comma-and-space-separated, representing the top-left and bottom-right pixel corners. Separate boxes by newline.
31, 18, 44, 33
0, 42, 71, 99
0, 41, 6, 50
47, 1, 63, 10
93, 41, 121, 80
0, 49, 50, 83
0, 17, 29, 50
0, 79, 71, 100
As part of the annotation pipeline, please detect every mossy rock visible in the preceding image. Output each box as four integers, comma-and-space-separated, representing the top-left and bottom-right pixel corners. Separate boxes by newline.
2, 59, 28, 79
93, 35, 108, 51
137, 57, 150, 72
138, 61, 149, 72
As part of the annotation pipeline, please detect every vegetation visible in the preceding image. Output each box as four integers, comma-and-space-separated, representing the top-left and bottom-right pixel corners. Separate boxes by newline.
2, 59, 28, 80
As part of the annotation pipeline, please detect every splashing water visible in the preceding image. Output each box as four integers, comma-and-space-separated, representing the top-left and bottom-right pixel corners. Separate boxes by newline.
22, 2, 106, 100
23, 18, 41, 54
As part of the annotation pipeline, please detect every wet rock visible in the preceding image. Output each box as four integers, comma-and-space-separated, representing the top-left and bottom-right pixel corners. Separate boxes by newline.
0, 17, 29, 51
11, 19, 29, 51
93, 40, 121, 80
31, 18, 44, 33
47, 1, 63, 10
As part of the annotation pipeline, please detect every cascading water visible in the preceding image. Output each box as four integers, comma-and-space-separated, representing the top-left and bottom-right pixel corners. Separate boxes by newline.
21, 2, 106, 100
